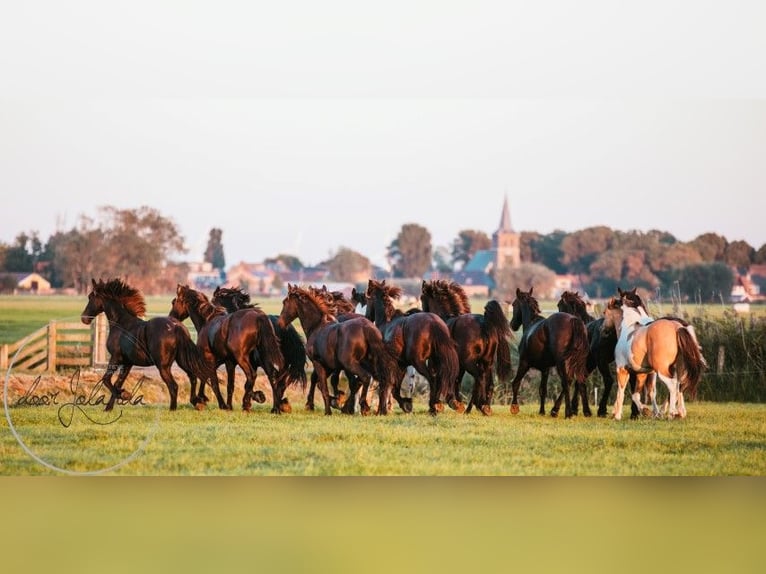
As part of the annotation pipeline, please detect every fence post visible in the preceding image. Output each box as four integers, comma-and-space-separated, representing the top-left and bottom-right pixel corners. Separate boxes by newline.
47, 321, 57, 372
93, 314, 108, 367
0, 344, 7, 371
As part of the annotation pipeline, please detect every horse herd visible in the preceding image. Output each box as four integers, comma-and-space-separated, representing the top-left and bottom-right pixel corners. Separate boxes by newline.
80, 277, 707, 421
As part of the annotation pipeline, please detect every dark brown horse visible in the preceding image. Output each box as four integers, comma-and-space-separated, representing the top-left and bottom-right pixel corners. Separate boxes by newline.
508, 287, 590, 418
170, 284, 286, 413
557, 290, 640, 418
276, 284, 399, 415
365, 279, 461, 416
211, 286, 308, 413
80, 278, 223, 411
420, 279, 512, 415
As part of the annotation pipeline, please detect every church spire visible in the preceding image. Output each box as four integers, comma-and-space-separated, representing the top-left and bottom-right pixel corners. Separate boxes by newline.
498, 194, 513, 232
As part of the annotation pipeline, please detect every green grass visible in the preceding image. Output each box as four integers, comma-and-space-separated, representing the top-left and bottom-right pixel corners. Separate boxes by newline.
2, 391, 764, 475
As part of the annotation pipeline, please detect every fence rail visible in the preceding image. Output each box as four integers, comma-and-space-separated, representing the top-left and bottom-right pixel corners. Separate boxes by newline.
0, 315, 107, 373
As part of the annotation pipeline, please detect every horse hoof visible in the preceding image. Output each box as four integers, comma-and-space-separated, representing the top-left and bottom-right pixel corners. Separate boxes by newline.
449, 399, 466, 414
194, 402, 206, 411
510, 404, 519, 415
253, 391, 266, 404
641, 407, 652, 417
119, 390, 132, 400
435, 402, 445, 413
402, 400, 413, 414
280, 399, 292, 414
480, 405, 492, 416
305, 403, 315, 411
336, 391, 347, 407
550, 410, 559, 418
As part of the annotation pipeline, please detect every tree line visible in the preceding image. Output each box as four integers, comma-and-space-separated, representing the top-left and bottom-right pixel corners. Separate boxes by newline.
2, 206, 765, 300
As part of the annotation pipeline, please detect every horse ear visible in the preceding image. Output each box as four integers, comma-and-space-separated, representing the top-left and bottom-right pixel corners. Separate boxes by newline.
529, 286, 534, 296
516, 288, 522, 296
176, 284, 183, 295
617, 287, 625, 296
91, 278, 97, 288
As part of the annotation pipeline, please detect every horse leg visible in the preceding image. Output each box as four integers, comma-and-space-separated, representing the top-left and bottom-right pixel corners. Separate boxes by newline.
340, 373, 359, 415
613, 367, 630, 420
656, 372, 680, 419
597, 357, 613, 417
105, 364, 133, 412
579, 379, 592, 417
330, 370, 346, 410
312, 363, 333, 416
509, 361, 530, 415
390, 368, 412, 413
306, 371, 318, 411
539, 369, 549, 416
630, 372, 650, 419
225, 362, 237, 410
157, 366, 179, 411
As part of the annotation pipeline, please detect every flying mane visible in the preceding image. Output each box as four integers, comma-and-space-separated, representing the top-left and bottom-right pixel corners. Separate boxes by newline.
291, 285, 338, 321
92, 278, 147, 317
215, 286, 260, 310
178, 285, 225, 321
516, 289, 542, 316
428, 279, 471, 317
367, 280, 403, 320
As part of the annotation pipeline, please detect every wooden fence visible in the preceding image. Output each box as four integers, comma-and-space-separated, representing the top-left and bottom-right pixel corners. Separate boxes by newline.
0, 314, 108, 373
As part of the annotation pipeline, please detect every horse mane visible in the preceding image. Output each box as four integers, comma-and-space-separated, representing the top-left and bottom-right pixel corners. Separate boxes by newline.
294, 285, 338, 320
424, 279, 470, 317
559, 290, 593, 322
366, 279, 402, 320
215, 285, 257, 310
92, 278, 146, 317
179, 285, 225, 321
517, 289, 541, 316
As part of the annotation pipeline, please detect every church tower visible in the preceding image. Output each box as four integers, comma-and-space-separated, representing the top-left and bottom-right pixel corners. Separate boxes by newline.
492, 195, 520, 271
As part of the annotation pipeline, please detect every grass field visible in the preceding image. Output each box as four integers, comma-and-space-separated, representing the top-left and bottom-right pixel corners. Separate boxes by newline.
2, 370, 764, 476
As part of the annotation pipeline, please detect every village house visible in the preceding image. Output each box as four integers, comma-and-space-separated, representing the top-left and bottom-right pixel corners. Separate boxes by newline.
0, 272, 53, 294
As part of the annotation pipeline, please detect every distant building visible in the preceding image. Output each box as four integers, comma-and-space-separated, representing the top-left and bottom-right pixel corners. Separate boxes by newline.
226, 262, 278, 296
0, 272, 53, 294
186, 261, 224, 291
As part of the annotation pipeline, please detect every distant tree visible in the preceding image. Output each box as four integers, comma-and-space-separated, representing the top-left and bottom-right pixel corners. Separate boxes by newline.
587, 248, 659, 298
755, 244, 766, 264
2, 232, 40, 272
264, 254, 304, 271
521, 230, 567, 273
664, 262, 734, 303
690, 232, 728, 262
432, 245, 453, 273
203, 228, 226, 270
272, 274, 284, 292
387, 223, 432, 278
560, 226, 616, 274
651, 242, 703, 272
493, 263, 556, 301
51, 217, 105, 294
724, 240, 755, 268
451, 229, 491, 268
325, 247, 371, 282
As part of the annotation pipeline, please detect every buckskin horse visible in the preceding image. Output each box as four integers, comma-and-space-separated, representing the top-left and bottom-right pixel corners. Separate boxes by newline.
508, 287, 591, 418
420, 279, 512, 415
80, 278, 223, 411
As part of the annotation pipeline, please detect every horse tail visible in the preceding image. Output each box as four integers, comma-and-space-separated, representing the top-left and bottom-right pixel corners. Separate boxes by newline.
563, 319, 590, 383
365, 326, 400, 392
272, 317, 307, 391
254, 312, 286, 375
429, 323, 461, 401
482, 300, 513, 384
676, 327, 705, 399
173, 324, 217, 383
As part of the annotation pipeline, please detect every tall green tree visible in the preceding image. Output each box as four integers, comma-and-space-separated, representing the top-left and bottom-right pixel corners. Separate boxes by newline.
560, 226, 616, 275
690, 232, 728, 262
387, 223, 432, 278
451, 229, 491, 268
203, 228, 226, 270
2, 232, 41, 272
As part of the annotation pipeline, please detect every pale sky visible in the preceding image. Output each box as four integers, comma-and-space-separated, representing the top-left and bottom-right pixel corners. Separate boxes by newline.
1, 1, 765, 268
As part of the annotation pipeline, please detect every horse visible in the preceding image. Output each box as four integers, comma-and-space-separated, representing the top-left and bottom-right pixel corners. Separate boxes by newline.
304, 285, 375, 414
80, 278, 224, 411
276, 284, 399, 415
365, 279, 461, 416
507, 287, 591, 418
420, 279, 513, 415
557, 290, 640, 418
170, 284, 287, 413
211, 286, 307, 413
603, 293, 705, 420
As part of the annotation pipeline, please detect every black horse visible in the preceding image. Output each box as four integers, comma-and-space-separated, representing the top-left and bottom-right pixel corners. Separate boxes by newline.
170, 284, 286, 413
365, 279, 461, 416
80, 278, 223, 411
508, 287, 591, 418
556, 290, 640, 418
211, 286, 308, 413
420, 279, 512, 415
277, 284, 399, 415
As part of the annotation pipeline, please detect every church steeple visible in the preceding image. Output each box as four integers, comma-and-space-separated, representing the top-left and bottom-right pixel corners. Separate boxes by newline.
492, 195, 520, 270
498, 195, 513, 232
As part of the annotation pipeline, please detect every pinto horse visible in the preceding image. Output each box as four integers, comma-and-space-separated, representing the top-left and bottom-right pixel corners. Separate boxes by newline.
365, 279, 461, 416
604, 294, 705, 420
80, 278, 223, 411
557, 290, 640, 418
508, 287, 591, 418
420, 279, 512, 415
211, 286, 308, 413
170, 284, 286, 413
276, 284, 399, 415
